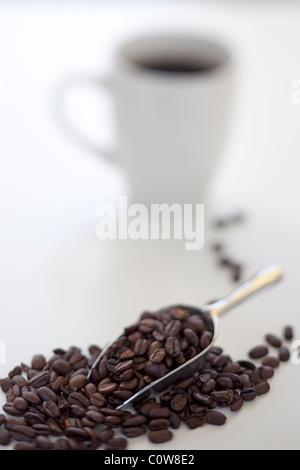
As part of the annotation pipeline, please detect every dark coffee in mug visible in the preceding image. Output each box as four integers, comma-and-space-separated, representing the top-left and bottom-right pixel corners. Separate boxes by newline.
122, 36, 227, 76
133, 57, 221, 74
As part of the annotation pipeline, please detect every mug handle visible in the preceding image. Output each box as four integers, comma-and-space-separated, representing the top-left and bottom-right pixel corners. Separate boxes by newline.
52, 73, 116, 162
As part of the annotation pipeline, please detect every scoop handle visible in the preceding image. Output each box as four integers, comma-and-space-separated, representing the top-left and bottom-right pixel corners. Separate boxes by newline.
202, 264, 283, 318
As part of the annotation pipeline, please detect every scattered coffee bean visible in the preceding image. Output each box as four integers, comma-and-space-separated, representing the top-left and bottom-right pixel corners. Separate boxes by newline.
283, 326, 293, 341
279, 346, 290, 362
265, 334, 282, 348
248, 345, 269, 359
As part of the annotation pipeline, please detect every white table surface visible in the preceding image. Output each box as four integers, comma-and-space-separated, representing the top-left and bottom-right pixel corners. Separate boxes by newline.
0, 0, 299, 450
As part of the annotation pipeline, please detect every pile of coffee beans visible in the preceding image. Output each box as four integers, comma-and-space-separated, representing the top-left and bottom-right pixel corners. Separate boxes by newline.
0, 305, 294, 450
89, 306, 214, 407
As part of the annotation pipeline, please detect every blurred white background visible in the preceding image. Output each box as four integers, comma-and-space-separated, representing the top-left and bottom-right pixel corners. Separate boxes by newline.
0, 0, 300, 449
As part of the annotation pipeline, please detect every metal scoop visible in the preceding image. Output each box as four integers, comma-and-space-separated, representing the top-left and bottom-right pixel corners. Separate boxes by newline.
89, 264, 283, 409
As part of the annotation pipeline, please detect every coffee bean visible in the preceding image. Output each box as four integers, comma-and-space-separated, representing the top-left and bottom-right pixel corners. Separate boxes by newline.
84, 383, 97, 398
283, 326, 293, 341
189, 404, 207, 414
10, 425, 36, 442
105, 437, 127, 450
211, 390, 231, 403
230, 396, 243, 412
89, 393, 106, 407
88, 344, 102, 356
120, 378, 139, 391
241, 387, 257, 401
138, 319, 163, 333
37, 386, 58, 403
200, 378, 215, 394
255, 381, 270, 396
262, 356, 280, 368
69, 353, 88, 370
148, 429, 173, 444
192, 392, 212, 406
69, 374, 88, 390
85, 410, 105, 424
52, 359, 72, 376
205, 410, 227, 425
12, 375, 27, 388
183, 328, 199, 347
122, 414, 147, 427
170, 394, 188, 412
28, 371, 50, 388
238, 360, 256, 370
164, 320, 182, 337
1, 377, 13, 393
148, 407, 170, 419
265, 334, 282, 348
248, 345, 269, 359
184, 415, 206, 429
134, 338, 148, 356
32, 424, 51, 436
65, 427, 89, 440
97, 427, 114, 442
114, 360, 134, 374
4, 417, 25, 431
9, 366, 23, 379
183, 315, 205, 333
13, 397, 29, 411
0, 429, 11, 446
148, 418, 170, 430
144, 361, 167, 378
35, 435, 53, 449
31, 355, 46, 371
279, 346, 290, 362
174, 377, 195, 391
167, 410, 181, 429
165, 336, 181, 357
113, 390, 133, 401
15, 441, 37, 450
122, 426, 146, 438
2, 403, 22, 416
42, 400, 60, 418
97, 383, 118, 395
216, 377, 233, 389
258, 365, 274, 379
149, 348, 166, 364
119, 349, 135, 361
105, 415, 123, 428
212, 354, 230, 368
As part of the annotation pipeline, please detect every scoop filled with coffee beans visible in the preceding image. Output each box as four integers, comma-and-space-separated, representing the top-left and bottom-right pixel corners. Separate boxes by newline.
88, 264, 283, 408
1, 264, 292, 450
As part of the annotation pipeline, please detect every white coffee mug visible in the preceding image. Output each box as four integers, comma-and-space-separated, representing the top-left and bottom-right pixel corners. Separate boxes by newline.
59, 34, 233, 205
